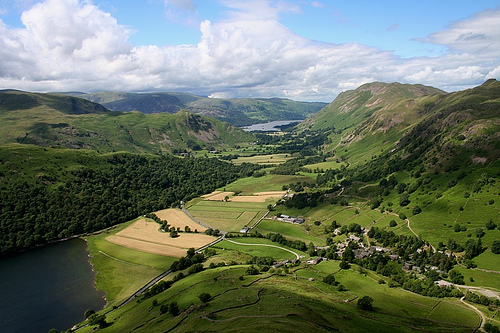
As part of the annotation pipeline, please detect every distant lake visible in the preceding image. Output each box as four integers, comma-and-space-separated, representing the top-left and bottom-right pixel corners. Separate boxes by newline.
0, 238, 106, 333
241, 120, 303, 132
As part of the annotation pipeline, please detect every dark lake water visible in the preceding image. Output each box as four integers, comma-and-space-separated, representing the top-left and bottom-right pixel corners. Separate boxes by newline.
241, 120, 303, 132
0, 238, 106, 333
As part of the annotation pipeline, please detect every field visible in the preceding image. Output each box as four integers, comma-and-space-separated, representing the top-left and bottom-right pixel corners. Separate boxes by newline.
107, 218, 216, 257
77, 260, 480, 333
214, 237, 305, 260
231, 153, 292, 165
187, 199, 268, 232
85, 220, 178, 306
154, 208, 207, 232
220, 173, 314, 194
202, 190, 287, 203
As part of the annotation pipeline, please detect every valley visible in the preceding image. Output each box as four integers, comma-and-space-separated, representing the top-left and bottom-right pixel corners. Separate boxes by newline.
0, 80, 499, 332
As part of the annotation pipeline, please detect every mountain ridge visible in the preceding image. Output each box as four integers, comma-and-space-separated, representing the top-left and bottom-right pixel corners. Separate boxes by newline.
67, 91, 327, 126
0, 90, 254, 154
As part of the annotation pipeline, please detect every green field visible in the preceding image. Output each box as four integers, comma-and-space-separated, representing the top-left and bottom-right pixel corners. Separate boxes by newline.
76, 261, 479, 332
85, 219, 177, 306
255, 219, 326, 244
220, 173, 314, 194
231, 153, 292, 165
187, 200, 267, 232
215, 238, 305, 260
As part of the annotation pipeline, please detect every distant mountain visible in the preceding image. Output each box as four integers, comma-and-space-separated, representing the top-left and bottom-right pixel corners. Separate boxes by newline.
0, 90, 254, 153
67, 91, 327, 126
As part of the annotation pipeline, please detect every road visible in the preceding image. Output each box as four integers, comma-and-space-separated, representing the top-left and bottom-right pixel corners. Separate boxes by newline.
460, 295, 486, 332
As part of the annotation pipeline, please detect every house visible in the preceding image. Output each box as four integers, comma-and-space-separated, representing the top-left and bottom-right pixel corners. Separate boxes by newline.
240, 227, 249, 234
306, 257, 323, 265
272, 260, 290, 269
277, 215, 305, 224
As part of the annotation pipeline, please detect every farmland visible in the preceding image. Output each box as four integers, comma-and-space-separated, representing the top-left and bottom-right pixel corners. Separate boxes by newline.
107, 218, 215, 257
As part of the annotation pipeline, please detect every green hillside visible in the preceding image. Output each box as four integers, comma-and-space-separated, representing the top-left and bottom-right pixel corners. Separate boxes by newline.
2, 81, 499, 332
0, 90, 254, 154
70, 91, 327, 126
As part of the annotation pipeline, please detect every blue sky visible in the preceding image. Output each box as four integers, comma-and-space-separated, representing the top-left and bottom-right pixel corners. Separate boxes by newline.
0, 0, 499, 101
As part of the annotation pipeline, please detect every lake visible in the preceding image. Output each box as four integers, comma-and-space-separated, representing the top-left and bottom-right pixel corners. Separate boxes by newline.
0, 238, 106, 333
241, 120, 303, 132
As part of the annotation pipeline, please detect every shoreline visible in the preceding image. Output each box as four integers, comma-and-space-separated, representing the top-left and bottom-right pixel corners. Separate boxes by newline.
84, 237, 109, 310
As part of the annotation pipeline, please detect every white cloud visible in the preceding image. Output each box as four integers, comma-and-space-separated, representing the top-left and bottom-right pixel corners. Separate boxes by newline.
0, 0, 498, 102
422, 9, 500, 57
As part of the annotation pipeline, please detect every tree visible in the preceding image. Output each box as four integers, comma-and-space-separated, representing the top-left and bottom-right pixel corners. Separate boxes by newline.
323, 274, 336, 285
169, 302, 180, 316
88, 313, 107, 328
389, 220, 397, 227
339, 261, 350, 270
399, 193, 410, 206
84, 309, 95, 319
357, 296, 374, 310
486, 219, 497, 230
245, 265, 259, 275
492, 240, 500, 254
198, 293, 212, 303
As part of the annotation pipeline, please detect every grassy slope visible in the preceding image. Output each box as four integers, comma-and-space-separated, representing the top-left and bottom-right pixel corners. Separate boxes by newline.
85, 219, 177, 307
77, 261, 478, 332
0, 90, 254, 153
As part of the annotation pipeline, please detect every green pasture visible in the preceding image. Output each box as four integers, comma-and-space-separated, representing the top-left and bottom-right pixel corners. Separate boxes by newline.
231, 153, 292, 165
303, 157, 345, 171
187, 200, 267, 232
84, 218, 177, 306
214, 238, 304, 260
77, 261, 479, 333
473, 250, 500, 271
453, 266, 500, 290
220, 173, 314, 194
254, 218, 326, 244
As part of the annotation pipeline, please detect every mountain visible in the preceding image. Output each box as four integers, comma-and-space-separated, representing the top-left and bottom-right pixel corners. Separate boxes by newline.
301, 82, 445, 132
300, 80, 500, 167
0, 90, 254, 153
68, 91, 327, 126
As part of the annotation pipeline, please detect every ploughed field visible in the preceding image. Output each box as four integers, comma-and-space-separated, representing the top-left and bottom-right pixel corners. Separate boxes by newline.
107, 216, 215, 258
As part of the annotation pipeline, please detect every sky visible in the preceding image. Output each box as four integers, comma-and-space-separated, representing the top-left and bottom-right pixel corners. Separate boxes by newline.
0, 0, 499, 102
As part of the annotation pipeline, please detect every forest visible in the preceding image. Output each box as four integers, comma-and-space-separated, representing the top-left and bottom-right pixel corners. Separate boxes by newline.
0, 152, 260, 256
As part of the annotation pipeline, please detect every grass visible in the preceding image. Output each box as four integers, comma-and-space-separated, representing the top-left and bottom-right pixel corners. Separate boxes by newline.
84, 219, 177, 307
76, 261, 479, 332
473, 250, 500, 271
220, 173, 314, 194
254, 219, 326, 244
214, 238, 305, 260
231, 153, 292, 165
187, 200, 267, 232
453, 266, 500, 290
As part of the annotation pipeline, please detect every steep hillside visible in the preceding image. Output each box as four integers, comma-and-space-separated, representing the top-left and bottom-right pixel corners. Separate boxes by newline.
396, 79, 500, 169
299, 81, 500, 167
70, 91, 327, 126
301, 82, 444, 132
0, 90, 254, 153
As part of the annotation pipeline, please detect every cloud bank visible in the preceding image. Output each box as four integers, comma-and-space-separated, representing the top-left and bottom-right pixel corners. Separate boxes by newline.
0, 0, 499, 102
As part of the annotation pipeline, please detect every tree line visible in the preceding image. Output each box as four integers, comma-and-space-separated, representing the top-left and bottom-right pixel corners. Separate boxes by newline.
0, 153, 261, 256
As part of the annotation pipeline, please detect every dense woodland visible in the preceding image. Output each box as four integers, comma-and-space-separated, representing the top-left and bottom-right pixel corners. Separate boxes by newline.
0, 153, 260, 256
